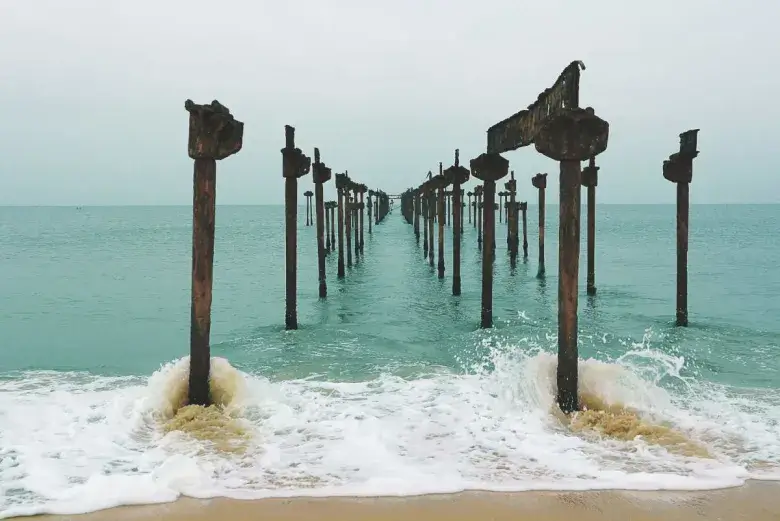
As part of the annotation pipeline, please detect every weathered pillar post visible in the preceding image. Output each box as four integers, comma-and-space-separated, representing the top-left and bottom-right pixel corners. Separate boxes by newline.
444, 149, 469, 295
475, 186, 483, 249
507, 172, 518, 263
535, 106, 609, 414
324, 202, 331, 253
498, 191, 503, 223
336, 174, 348, 278
358, 184, 366, 254
422, 189, 429, 257
282, 125, 312, 331
184, 99, 243, 407
520, 201, 528, 259
428, 189, 435, 267
470, 153, 508, 328
532, 173, 548, 278
367, 190, 373, 235
467, 191, 473, 224
436, 163, 447, 278
446, 190, 451, 226
663, 129, 700, 327
345, 188, 353, 267
330, 203, 336, 257
460, 190, 465, 233
582, 157, 600, 295
312, 148, 332, 299
413, 190, 421, 242
353, 190, 360, 259
303, 191, 313, 226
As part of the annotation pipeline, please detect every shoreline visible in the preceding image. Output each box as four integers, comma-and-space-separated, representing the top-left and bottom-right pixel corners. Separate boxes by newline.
25, 480, 780, 521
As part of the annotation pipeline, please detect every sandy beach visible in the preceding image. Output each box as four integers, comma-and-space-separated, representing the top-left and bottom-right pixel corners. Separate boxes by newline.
32, 481, 780, 521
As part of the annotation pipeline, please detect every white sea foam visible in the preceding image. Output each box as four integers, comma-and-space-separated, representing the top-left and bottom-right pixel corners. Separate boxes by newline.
1, 343, 779, 518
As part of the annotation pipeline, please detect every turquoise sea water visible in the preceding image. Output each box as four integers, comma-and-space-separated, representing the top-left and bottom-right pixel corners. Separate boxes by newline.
1, 204, 779, 517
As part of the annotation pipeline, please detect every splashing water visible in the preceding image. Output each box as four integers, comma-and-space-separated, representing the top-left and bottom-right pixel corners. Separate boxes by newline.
1, 342, 779, 519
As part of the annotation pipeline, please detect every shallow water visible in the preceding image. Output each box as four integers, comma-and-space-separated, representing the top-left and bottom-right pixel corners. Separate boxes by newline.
1, 204, 779, 518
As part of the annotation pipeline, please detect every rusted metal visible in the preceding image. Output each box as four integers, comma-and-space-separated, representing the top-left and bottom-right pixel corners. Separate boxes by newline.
532, 173, 547, 277
346, 191, 353, 268
435, 163, 447, 279
329, 203, 336, 258
335, 173, 348, 278
413, 190, 421, 242
368, 190, 373, 235
487, 61, 585, 154
520, 201, 528, 259
534, 105, 609, 414
312, 148, 331, 299
470, 152, 509, 328
428, 189, 435, 267
358, 185, 366, 254
184, 100, 243, 407
444, 149, 470, 295
184, 99, 244, 406
475, 185, 483, 248
422, 186, 429, 257
506, 172, 518, 262
581, 157, 599, 295
282, 125, 312, 330
663, 129, 700, 326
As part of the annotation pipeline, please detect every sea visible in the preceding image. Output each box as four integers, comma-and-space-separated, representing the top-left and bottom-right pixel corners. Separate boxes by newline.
1, 204, 779, 518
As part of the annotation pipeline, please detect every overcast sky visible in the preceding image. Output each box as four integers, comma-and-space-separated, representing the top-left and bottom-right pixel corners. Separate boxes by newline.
0, 0, 777, 205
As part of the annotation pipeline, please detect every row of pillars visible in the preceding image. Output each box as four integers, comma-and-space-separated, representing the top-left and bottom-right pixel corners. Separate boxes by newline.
181, 95, 699, 419
182, 99, 392, 407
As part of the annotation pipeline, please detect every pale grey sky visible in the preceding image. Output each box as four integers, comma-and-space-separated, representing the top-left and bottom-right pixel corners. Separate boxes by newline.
0, 0, 777, 205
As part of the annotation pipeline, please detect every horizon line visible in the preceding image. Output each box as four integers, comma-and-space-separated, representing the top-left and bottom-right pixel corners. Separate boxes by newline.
1, 202, 779, 208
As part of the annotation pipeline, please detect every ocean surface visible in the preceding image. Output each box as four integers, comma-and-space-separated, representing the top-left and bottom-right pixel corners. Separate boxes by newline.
1, 204, 779, 518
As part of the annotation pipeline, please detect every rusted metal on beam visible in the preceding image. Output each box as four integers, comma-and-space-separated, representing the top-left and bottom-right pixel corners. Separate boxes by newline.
487, 61, 585, 154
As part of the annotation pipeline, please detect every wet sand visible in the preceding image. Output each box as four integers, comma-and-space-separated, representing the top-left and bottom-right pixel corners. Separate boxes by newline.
33, 481, 780, 521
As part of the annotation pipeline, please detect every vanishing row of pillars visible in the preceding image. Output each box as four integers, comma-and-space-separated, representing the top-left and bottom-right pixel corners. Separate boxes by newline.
182, 92, 698, 416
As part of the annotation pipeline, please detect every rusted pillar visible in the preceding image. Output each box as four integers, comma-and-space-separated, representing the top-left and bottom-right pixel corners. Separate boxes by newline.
330, 203, 336, 257
367, 190, 373, 235
352, 188, 360, 261
507, 172, 518, 263
336, 174, 347, 278
467, 191, 473, 224
184, 99, 243, 407
475, 186, 483, 249
470, 153, 508, 328
436, 163, 446, 278
663, 129, 700, 327
324, 202, 331, 253
582, 157, 599, 295
312, 148, 331, 299
282, 125, 312, 330
445, 150, 469, 295
428, 190, 435, 267
532, 173, 548, 278
520, 201, 528, 259
422, 190, 429, 257
413, 190, 421, 242
359, 185, 365, 254
535, 106, 609, 414
345, 190, 353, 267
303, 191, 313, 226
460, 191, 465, 233
446, 190, 451, 226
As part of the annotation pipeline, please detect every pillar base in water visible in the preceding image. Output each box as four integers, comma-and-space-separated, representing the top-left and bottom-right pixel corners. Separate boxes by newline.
587, 285, 597, 296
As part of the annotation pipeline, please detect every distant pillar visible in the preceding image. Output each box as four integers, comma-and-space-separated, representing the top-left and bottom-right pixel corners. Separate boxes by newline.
663, 129, 700, 327
282, 125, 311, 330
